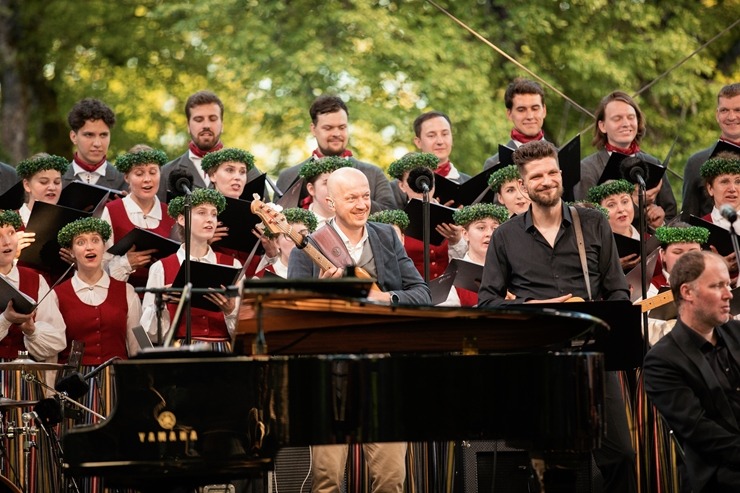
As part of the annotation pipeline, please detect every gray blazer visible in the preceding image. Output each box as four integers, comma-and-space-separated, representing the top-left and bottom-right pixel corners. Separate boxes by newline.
62, 161, 127, 191
275, 157, 395, 213
0, 162, 18, 196
158, 151, 266, 201
483, 139, 516, 171
287, 221, 431, 306
644, 319, 740, 492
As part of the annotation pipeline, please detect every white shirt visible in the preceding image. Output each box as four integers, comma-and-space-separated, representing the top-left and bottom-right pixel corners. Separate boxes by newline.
101, 195, 171, 281
188, 151, 210, 187
0, 265, 67, 360
71, 160, 109, 185
711, 206, 740, 235
19, 203, 32, 227
140, 245, 241, 342
48, 271, 142, 357
331, 221, 369, 265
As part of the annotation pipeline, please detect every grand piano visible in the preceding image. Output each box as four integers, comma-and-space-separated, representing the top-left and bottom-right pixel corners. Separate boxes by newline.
62, 281, 641, 491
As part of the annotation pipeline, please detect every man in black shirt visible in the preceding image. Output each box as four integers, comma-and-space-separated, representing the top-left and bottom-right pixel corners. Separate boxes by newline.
478, 140, 636, 493
644, 250, 740, 493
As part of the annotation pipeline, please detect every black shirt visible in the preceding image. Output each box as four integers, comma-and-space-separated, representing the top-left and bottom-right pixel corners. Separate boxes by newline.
687, 326, 740, 425
478, 202, 630, 306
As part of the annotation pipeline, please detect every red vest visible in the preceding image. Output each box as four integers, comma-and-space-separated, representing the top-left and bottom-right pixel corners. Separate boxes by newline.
404, 236, 449, 281
455, 287, 479, 307
106, 198, 176, 288
161, 252, 232, 341
55, 277, 129, 365
213, 245, 261, 278
0, 267, 40, 360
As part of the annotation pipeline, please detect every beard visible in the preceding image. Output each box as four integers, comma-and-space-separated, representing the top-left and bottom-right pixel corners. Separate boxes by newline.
191, 130, 221, 150
528, 183, 563, 208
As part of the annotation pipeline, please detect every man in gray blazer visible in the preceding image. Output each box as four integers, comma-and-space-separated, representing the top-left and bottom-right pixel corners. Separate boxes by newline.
158, 91, 263, 201
645, 250, 740, 493
288, 167, 429, 493
275, 95, 394, 212
64, 98, 126, 191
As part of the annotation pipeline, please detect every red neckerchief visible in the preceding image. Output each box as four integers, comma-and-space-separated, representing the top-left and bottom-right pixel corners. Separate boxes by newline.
720, 137, 740, 147
605, 141, 640, 155
511, 128, 544, 144
188, 140, 224, 158
73, 153, 106, 173
311, 149, 353, 158
301, 196, 313, 208
436, 161, 451, 178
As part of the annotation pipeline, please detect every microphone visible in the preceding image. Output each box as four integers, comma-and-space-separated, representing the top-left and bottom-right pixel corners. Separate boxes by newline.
34, 398, 63, 427
619, 156, 649, 185
720, 204, 738, 223
168, 169, 194, 197
408, 167, 434, 194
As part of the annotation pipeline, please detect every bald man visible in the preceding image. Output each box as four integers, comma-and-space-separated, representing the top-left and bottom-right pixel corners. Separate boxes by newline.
287, 167, 430, 493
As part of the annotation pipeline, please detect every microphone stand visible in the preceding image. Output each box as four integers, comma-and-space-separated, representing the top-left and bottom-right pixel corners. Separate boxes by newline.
182, 185, 193, 345
726, 213, 740, 280
422, 187, 431, 283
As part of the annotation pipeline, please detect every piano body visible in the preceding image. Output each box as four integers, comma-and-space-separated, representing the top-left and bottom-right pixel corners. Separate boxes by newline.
61, 290, 632, 490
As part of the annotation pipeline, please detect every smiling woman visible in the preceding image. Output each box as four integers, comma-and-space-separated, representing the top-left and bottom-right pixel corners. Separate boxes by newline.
101, 145, 175, 291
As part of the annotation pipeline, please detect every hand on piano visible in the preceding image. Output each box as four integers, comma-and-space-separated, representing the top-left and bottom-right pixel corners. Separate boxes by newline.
525, 294, 574, 304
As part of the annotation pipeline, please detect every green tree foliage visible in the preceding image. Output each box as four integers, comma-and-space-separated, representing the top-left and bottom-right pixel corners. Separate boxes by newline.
1, 0, 738, 207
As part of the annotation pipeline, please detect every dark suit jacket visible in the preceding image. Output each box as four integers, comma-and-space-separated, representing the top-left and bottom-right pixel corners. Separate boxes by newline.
644, 319, 740, 492
158, 151, 266, 201
682, 145, 714, 218
0, 161, 18, 196
574, 149, 677, 222
62, 161, 127, 191
287, 221, 431, 306
275, 156, 395, 213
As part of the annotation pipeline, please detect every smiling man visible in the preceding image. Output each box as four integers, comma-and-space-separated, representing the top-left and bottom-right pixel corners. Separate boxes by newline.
158, 90, 263, 200
275, 95, 395, 212
478, 140, 636, 493
64, 98, 126, 190
483, 78, 548, 170
682, 83, 740, 217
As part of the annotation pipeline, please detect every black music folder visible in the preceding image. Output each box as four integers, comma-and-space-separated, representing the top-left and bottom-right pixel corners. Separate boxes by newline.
276, 179, 303, 209
171, 260, 241, 311
216, 196, 262, 253
0, 181, 24, 211
710, 139, 740, 159
434, 169, 496, 207
597, 152, 666, 190
559, 134, 581, 203
0, 274, 36, 315
498, 144, 515, 166
107, 227, 180, 259
58, 181, 120, 216
625, 248, 660, 302
239, 172, 268, 201
614, 233, 660, 260
688, 215, 732, 256
403, 198, 456, 246
18, 202, 90, 274
429, 258, 484, 305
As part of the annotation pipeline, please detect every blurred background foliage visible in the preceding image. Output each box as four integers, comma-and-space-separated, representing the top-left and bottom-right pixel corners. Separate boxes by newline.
1, 0, 738, 205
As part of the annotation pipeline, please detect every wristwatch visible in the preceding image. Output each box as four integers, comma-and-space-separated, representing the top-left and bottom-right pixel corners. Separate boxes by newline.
390, 292, 400, 306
